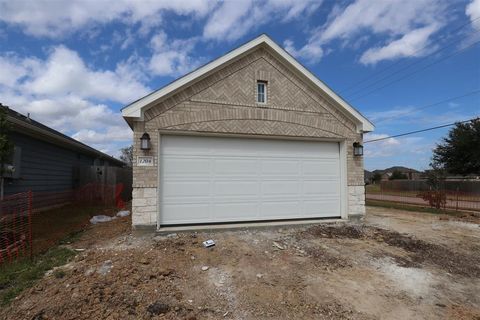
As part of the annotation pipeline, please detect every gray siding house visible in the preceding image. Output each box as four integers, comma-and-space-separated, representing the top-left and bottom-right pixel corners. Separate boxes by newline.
122, 34, 374, 230
3, 105, 125, 196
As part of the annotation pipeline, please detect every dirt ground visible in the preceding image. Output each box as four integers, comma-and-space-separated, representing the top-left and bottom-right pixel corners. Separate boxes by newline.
1, 207, 479, 320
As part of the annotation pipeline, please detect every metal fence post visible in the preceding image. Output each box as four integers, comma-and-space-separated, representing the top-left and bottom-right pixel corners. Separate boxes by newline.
456, 186, 459, 211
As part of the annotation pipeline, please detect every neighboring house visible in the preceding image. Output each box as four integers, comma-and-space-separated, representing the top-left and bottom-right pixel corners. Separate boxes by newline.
122, 34, 374, 230
2, 105, 125, 196
372, 166, 421, 181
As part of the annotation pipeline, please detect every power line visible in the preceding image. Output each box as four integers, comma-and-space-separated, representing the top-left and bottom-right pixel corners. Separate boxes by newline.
341, 16, 480, 95
349, 39, 480, 101
364, 117, 479, 143
346, 29, 480, 98
374, 89, 480, 124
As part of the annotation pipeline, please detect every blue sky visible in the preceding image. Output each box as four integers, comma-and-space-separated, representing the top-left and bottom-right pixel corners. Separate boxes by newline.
0, 0, 479, 171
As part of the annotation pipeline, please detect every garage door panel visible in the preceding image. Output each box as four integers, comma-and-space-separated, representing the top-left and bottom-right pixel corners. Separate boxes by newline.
260, 201, 301, 218
302, 160, 340, 176
261, 160, 299, 175
213, 203, 259, 220
163, 158, 210, 176
303, 200, 341, 217
303, 181, 340, 194
163, 181, 210, 197
214, 159, 258, 175
162, 203, 211, 224
261, 180, 299, 195
213, 181, 260, 196
160, 135, 342, 225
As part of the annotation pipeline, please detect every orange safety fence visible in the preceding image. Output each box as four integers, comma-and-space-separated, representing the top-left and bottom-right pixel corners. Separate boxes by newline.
0, 183, 129, 266
0, 191, 32, 265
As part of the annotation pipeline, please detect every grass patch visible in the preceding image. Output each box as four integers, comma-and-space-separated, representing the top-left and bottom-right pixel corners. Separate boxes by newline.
0, 247, 76, 306
365, 184, 381, 193
366, 199, 464, 216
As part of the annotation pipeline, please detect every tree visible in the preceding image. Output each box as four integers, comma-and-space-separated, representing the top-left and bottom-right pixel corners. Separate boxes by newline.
371, 172, 382, 184
119, 145, 133, 167
432, 118, 480, 175
388, 170, 408, 180
0, 106, 14, 199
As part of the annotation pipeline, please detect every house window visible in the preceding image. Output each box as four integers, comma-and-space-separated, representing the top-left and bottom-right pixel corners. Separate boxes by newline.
257, 81, 267, 104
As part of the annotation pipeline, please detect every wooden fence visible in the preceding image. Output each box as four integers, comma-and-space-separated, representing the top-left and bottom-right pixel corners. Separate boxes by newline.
380, 180, 480, 194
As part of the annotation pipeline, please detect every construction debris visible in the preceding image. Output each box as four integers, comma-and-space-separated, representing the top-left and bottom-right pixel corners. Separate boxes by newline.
272, 241, 285, 250
89, 215, 115, 224
116, 210, 130, 217
203, 239, 216, 247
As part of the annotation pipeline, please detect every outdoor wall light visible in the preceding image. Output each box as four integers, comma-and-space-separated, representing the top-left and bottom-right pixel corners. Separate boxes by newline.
140, 133, 151, 150
353, 142, 363, 156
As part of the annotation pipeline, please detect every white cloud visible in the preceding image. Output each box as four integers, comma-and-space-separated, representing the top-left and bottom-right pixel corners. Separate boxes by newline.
320, 0, 440, 42
284, 39, 323, 62
364, 133, 401, 157
0, 56, 29, 87
287, 0, 445, 64
360, 24, 440, 65
364, 133, 426, 158
11, 46, 150, 104
203, 0, 253, 41
0, 0, 213, 37
2, 92, 122, 131
203, 0, 321, 41
72, 124, 133, 156
148, 32, 202, 77
73, 125, 132, 144
1, 89, 132, 156
466, 0, 480, 30
367, 106, 418, 123
0, 47, 146, 157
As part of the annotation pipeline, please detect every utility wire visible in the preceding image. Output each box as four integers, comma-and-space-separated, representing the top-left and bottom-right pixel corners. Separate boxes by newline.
349, 39, 480, 101
346, 29, 480, 98
341, 16, 480, 95
364, 117, 479, 143
374, 89, 480, 124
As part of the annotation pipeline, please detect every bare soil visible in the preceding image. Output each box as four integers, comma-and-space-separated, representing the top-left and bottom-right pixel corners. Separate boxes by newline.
1, 206, 479, 320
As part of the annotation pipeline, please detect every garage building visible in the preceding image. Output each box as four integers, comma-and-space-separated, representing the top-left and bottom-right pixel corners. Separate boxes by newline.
122, 34, 374, 230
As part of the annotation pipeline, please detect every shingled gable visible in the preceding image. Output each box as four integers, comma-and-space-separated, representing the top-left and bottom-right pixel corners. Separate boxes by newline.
122, 34, 374, 133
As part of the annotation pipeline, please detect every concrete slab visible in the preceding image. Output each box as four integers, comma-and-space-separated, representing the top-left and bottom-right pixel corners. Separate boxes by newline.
156, 218, 346, 234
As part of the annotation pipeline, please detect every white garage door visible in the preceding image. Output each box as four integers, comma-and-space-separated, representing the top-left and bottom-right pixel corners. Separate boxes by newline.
160, 135, 342, 225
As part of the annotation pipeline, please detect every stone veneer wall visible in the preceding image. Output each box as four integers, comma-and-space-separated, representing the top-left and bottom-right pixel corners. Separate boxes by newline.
348, 186, 366, 217
131, 46, 366, 229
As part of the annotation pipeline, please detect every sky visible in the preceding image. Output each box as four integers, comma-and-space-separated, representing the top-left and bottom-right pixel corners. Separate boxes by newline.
0, 0, 479, 171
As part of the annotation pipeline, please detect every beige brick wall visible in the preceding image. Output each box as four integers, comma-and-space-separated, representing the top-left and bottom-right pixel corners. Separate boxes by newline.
132, 47, 366, 228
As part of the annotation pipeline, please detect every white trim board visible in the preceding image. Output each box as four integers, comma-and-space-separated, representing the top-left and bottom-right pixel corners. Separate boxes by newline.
122, 34, 374, 133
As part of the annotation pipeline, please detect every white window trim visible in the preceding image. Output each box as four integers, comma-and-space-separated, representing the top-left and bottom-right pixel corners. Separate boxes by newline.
256, 81, 267, 104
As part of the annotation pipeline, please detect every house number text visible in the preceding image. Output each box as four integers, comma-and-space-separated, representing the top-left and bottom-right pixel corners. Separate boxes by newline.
137, 156, 154, 166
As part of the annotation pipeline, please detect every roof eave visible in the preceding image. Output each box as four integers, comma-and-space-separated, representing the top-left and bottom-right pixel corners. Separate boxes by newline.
9, 116, 126, 166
